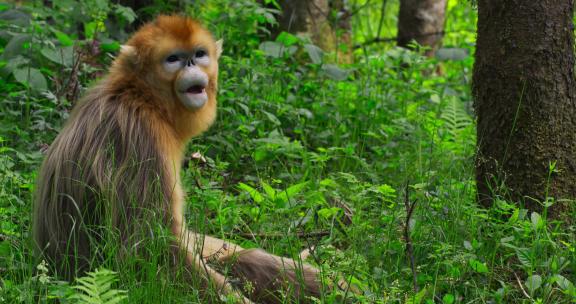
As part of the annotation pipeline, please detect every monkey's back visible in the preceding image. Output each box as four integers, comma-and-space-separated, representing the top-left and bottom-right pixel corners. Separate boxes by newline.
33, 83, 171, 278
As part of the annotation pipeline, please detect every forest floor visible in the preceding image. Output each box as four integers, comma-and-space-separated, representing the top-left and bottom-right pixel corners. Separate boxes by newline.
1, 1, 575, 303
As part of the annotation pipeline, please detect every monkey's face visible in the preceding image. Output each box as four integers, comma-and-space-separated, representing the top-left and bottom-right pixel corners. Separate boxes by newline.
161, 48, 212, 110
119, 16, 222, 112
153, 28, 222, 112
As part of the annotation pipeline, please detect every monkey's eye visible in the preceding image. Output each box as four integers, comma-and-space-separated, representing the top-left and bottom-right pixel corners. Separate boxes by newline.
166, 55, 180, 63
195, 50, 207, 58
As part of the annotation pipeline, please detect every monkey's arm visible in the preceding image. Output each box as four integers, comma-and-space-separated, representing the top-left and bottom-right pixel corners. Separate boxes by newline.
173, 225, 253, 304
168, 182, 251, 303
200, 234, 245, 260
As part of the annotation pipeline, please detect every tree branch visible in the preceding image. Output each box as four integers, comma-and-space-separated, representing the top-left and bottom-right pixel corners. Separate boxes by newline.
227, 230, 330, 239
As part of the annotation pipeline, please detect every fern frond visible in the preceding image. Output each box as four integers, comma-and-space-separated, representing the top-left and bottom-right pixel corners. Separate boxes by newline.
70, 268, 128, 304
440, 96, 472, 139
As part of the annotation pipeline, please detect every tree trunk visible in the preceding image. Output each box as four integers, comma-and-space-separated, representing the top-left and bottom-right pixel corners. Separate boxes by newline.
397, 0, 447, 57
276, 0, 332, 48
330, 0, 353, 63
473, 1, 576, 217
274, 0, 352, 63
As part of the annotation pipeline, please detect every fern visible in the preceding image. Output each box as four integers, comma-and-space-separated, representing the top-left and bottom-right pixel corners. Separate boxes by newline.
439, 96, 475, 155
69, 268, 128, 304
440, 96, 473, 140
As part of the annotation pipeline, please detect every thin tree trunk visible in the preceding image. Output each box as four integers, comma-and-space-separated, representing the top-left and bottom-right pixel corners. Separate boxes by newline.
397, 0, 447, 57
473, 1, 576, 218
274, 0, 352, 63
331, 0, 353, 63
276, 0, 333, 49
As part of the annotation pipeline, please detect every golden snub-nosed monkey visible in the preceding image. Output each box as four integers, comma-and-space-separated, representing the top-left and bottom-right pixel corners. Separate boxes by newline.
33, 15, 323, 303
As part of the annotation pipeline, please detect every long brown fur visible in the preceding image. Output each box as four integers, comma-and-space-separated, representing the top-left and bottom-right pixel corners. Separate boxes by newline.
227, 249, 322, 303
33, 15, 322, 303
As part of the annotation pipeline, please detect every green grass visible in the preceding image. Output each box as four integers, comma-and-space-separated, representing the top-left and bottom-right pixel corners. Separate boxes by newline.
1, 0, 575, 303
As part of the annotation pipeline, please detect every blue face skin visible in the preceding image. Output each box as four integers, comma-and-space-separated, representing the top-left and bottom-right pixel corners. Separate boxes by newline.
163, 48, 211, 110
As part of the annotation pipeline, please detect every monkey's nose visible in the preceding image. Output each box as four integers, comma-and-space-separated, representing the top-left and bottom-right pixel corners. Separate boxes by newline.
186, 59, 195, 67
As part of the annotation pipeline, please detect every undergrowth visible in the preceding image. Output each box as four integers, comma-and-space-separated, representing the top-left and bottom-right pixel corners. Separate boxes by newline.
0, 1, 574, 303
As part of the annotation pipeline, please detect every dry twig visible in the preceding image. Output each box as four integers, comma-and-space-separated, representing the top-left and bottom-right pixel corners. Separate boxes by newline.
403, 183, 419, 292
513, 271, 532, 299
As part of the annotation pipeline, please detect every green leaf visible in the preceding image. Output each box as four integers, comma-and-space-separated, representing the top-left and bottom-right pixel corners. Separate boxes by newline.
0, 241, 11, 258
100, 41, 121, 52
468, 259, 488, 273
530, 212, 543, 230
91, 0, 110, 11
41, 46, 74, 67
84, 21, 106, 40
435, 48, 468, 61
430, 94, 441, 104
52, 30, 74, 47
85, 22, 97, 40
259, 41, 283, 58
318, 207, 341, 220
440, 96, 473, 140
259, 41, 297, 58
500, 236, 515, 244
554, 274, 574, 291
304, 44, 323, 64
515, 248, 533, 268
406, 286, 427, 304
509, 208, 519, 223
276, 31, 299, 46
262, 110, 281, 126
13, 68, 47, 92
3, 55, 29, 74
525, 274, 542, 294
1, 34, 31, 59
70, 268, 127, 304
0, 9, 31, 27
114, 5, 136, 23
377, 184, 396, 198
253, 148, 268, 162
319, 178, 337, 188
276, 181, 308, 204
285, 181, 308, 197
238, 183, 264, 203
442, 293, 455, 304
261, 181, 276, 200
322, 64, 350, 81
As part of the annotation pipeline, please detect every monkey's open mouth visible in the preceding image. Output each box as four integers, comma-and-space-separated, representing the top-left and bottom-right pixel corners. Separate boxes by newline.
179, 83, 208, 109
186, 85, 205, 94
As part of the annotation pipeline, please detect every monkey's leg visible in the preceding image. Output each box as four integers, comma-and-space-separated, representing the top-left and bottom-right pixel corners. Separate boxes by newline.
223, 248, 323, 303
195, 233, 323, 303
198, 235, 362, 302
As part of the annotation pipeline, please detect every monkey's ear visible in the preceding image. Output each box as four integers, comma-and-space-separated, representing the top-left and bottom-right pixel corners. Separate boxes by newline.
120, 45, 137, 58
215, 39, 223, 59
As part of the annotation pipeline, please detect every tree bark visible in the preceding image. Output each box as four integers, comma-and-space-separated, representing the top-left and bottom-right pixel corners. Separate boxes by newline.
473, 1, 576, 217
397, 0, 447, 57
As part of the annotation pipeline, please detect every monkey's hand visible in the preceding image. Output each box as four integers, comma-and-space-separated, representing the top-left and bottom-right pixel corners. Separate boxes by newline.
200, 234, 245, 262
182, 240, 254, 304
